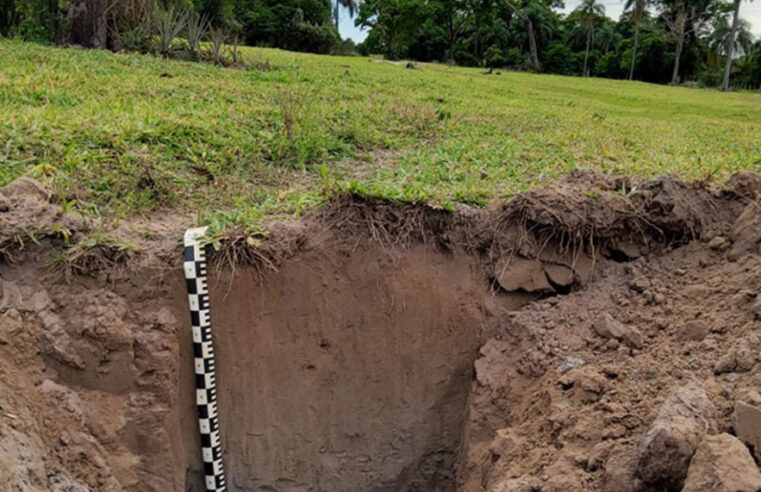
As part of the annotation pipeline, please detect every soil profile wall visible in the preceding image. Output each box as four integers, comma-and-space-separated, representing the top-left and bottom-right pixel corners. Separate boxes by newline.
204, 245, 507, 491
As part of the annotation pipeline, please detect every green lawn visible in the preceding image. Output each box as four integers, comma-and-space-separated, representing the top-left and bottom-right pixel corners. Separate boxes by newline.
1, 39, 760, 236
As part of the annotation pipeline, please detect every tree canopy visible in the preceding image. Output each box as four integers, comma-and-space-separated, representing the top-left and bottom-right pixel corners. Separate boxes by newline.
1, 0, 759, 88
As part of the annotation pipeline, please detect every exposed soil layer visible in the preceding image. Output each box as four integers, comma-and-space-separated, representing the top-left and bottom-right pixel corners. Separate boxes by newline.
211, 247, 499, 490
2, 172, 761, 491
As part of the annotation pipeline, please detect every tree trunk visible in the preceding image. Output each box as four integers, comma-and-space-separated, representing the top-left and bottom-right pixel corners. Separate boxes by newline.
0, 0, 15, 37
388, 32, 397, 60
722, 0, 742, 92
333, 0, 340, 31
447, 19, 455, 65
670, 9, 686, 85
48, 0, 60, 44
526, 18, 540, 72
629, 26, 639, 81
67, 0, 107, 48
504, 1, 539, 72
583, 28, 591, 76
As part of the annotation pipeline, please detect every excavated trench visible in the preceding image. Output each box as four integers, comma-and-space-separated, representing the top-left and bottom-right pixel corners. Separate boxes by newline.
3, 172, 761, 491
204, 246, 504, 490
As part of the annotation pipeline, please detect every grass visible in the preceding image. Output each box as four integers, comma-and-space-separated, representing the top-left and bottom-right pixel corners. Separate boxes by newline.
1, 39, 761, 238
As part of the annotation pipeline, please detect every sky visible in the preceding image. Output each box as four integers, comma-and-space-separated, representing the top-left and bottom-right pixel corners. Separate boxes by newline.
337, 1, 761, 43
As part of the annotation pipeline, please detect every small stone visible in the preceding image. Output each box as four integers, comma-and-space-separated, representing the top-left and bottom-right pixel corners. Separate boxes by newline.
593, 313, 644, 349
677, 320, 710, 342
556, 356, 586, 374
725, 373, 740, 383
636, 383, 714, 490
714, 348, 755, 375
613, 241, 642, 259
708, 236, 728, 250
602, 424, 627, 440
629, 277, 651, 293
605, 338, 620, 351
495, 257, 553, 293
543, 264, 574, 287
735, 391, 761, 462
682, 433, 761, 492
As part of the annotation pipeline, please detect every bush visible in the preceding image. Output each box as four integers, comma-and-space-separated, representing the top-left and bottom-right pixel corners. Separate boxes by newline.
502, 47, 526, 69
288, 22, 338, 54
595, 51, 626, 79
697, 68, 723, 88
12, 0, 67, 43
542, 43, 579, 76
483, 44, 503, 69
336, 37, 357, 56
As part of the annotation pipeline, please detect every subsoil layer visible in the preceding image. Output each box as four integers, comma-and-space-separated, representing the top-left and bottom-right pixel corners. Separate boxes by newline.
2, 172, 761, 491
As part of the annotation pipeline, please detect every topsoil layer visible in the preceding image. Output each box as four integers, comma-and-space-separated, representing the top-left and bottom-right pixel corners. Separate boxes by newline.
2, 172, 761, 491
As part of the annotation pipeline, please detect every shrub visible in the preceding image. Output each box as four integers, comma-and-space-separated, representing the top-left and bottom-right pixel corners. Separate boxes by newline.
186, 10, 210, 61
207, 26, 227, 65
153, 6, 186, 58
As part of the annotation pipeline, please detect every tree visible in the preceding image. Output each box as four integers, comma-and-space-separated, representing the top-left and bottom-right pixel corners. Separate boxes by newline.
356, 0, 423, 60
721, 0, 753, 91
709, 12, 753, 57
195, 0, 232, 27
594, 20, 622, 53
0, 0, 19, 37
624, 0, 649, 80
67, 0, 108, 48
575, 0, 604, 76
333, 0, 358, 32
659, 0, 717, 85
438, 0, 476, 64
503, 0, 539, 71
237, 0, 339, 54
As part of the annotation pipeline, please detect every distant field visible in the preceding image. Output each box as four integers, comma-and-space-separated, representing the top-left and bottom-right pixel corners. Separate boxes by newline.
1, 39, 760, 234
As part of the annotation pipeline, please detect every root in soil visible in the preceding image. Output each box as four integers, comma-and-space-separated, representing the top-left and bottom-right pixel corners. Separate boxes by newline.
1, 172, 761, 491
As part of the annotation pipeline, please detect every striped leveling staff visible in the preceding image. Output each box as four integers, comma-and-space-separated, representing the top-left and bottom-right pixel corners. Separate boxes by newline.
183, 226, 227, 491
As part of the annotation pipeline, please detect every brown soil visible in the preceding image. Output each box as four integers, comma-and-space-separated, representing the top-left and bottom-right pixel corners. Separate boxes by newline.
2, 172, 761, 491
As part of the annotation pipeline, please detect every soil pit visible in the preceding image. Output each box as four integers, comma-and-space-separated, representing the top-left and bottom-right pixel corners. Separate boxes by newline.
2, 172, 761, 491
211, 247, 499, 490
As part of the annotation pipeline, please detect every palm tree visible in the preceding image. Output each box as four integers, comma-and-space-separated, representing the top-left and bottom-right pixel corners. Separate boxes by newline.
575, 0, 605, 76
722, 0, 754, 91
595, 21, 623, 53
624, 0, 649, 80
710, 15, 753, 57
334, 0, 360, 32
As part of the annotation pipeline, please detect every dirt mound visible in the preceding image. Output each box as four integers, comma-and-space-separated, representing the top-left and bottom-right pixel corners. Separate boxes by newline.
1, 173, 761, 491
0, 177, 89, 262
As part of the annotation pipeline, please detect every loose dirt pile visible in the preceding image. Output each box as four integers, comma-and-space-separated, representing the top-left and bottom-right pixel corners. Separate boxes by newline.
1, 172, 761, 491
